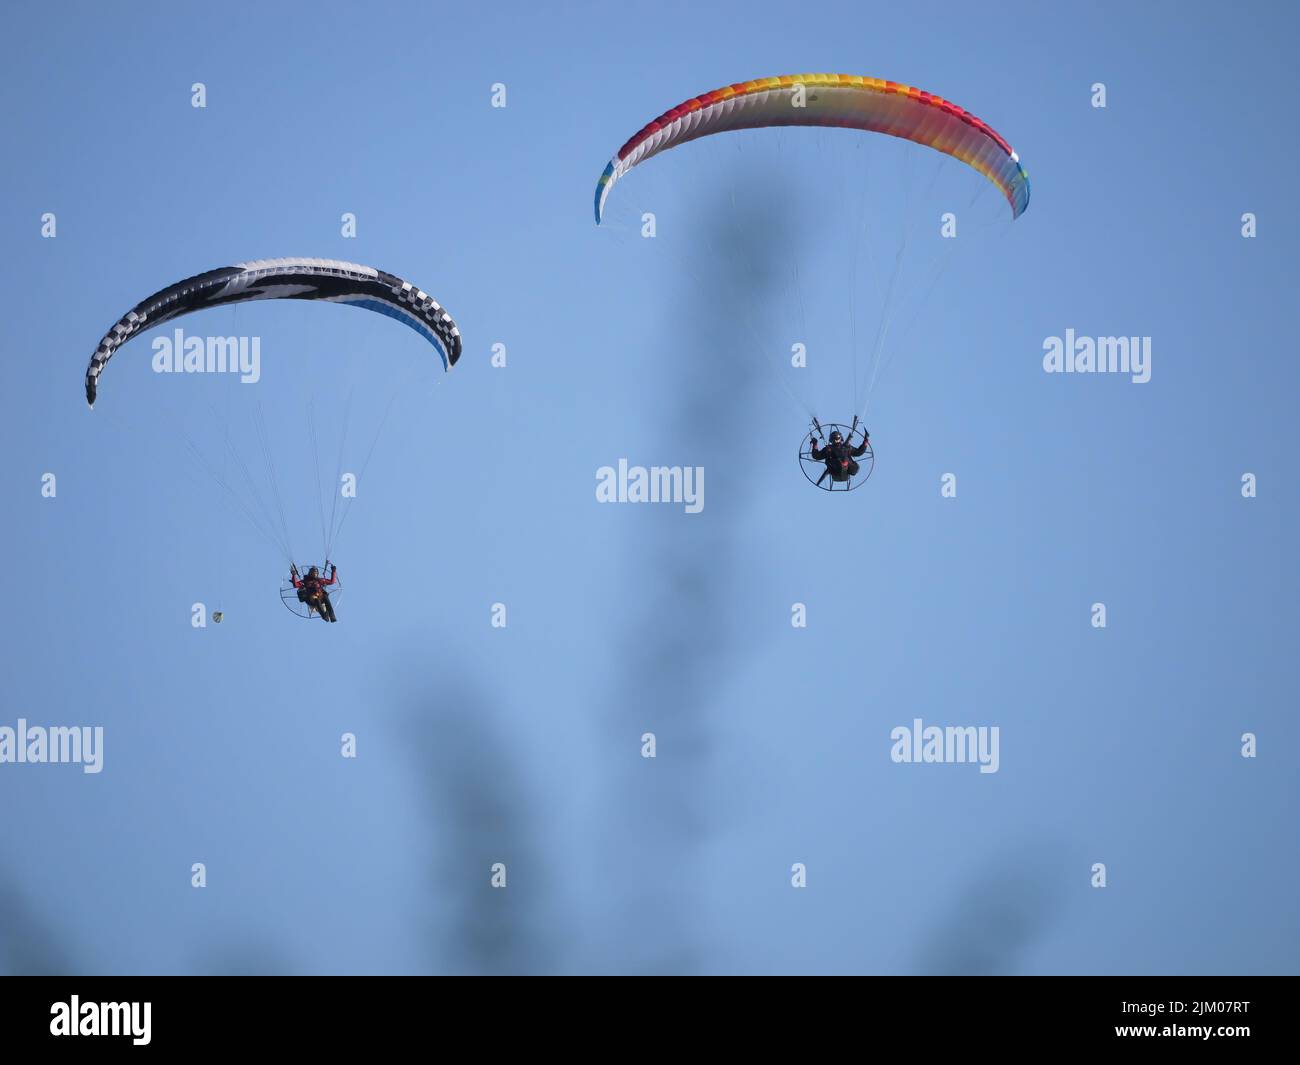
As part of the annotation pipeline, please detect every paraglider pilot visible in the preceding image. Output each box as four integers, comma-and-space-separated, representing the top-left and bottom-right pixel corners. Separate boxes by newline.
810, 428, 870, 486
291, 563, 338, 623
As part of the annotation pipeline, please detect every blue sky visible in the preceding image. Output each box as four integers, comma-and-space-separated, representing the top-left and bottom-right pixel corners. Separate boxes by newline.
2, 0, 1297, 974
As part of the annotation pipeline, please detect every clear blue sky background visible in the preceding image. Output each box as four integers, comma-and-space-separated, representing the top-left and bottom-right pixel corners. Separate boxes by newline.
2, 1, 1296, 974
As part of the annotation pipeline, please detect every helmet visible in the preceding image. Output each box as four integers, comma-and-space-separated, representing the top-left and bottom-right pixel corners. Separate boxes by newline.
829, 430, 843, 443
307, 566, 319, 577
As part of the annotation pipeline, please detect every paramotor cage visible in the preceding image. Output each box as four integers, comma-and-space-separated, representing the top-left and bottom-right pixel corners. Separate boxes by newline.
280, 564, 342, 620
799, 421, 874, 492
